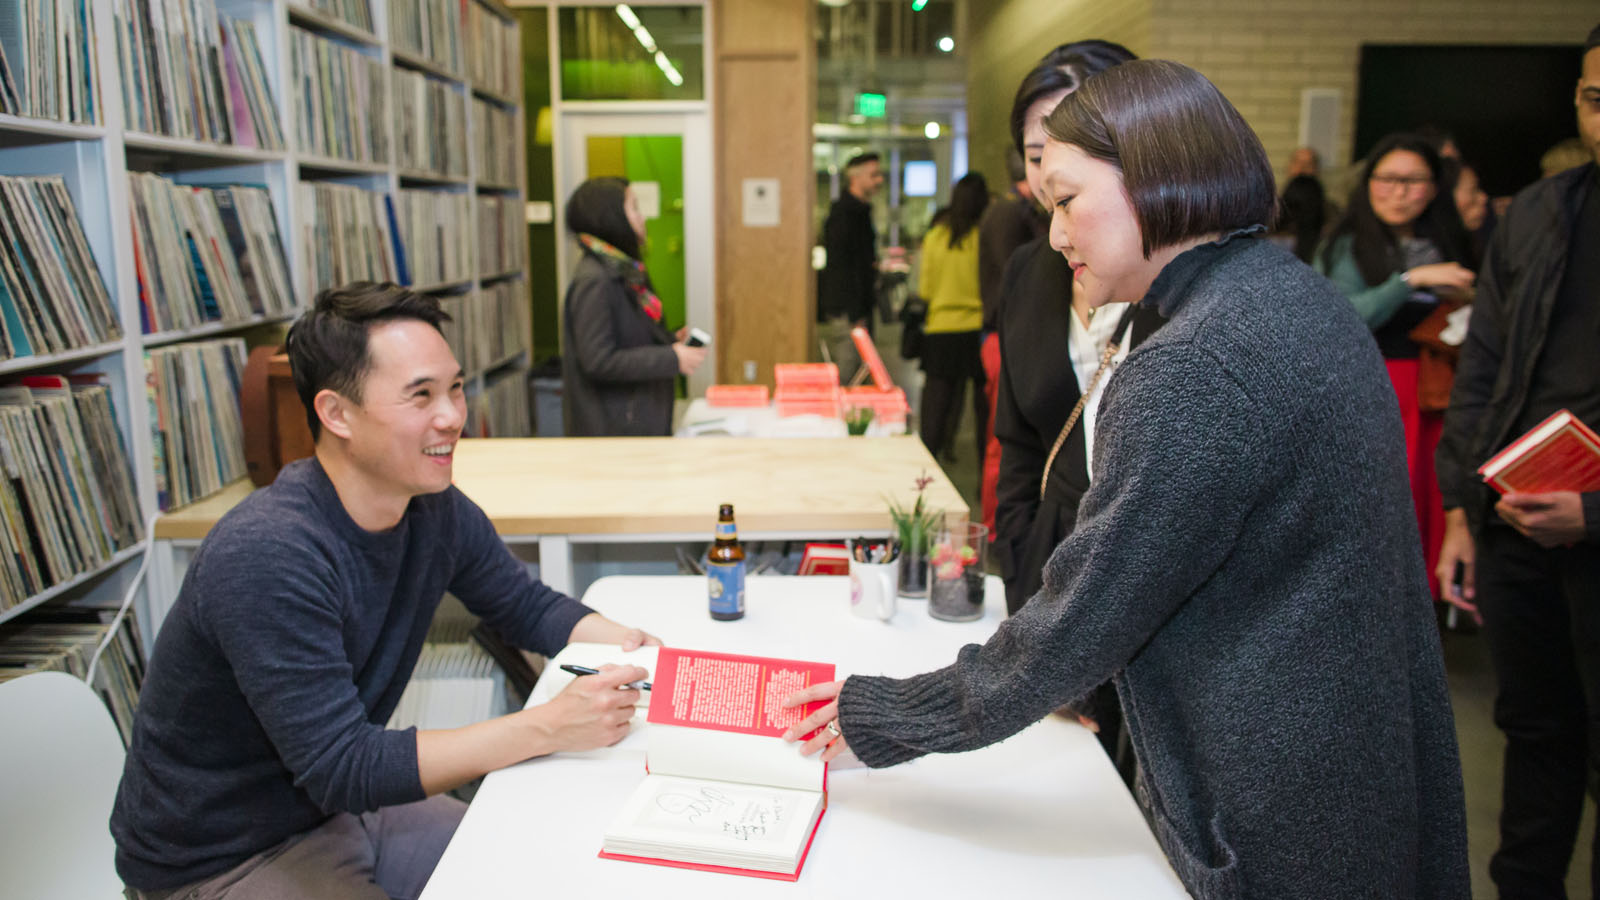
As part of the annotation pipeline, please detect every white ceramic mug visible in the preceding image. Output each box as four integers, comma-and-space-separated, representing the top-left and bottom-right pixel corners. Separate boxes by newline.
848, 556, 898, 621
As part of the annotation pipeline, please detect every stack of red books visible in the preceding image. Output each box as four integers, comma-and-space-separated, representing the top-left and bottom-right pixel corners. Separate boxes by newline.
704, 384, 770, 408
773, 363, 841, 419
843, 386, 908, 431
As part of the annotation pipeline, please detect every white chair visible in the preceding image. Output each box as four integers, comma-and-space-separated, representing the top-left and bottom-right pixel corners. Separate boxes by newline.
0, 671, 127, 899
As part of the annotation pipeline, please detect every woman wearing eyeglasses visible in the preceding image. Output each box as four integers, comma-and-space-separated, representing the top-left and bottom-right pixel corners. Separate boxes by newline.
1317, 132, 1477, 597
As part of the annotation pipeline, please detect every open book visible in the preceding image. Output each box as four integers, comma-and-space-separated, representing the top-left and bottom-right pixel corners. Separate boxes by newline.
1478, 409, 1600, 495
599, 646, 835, 880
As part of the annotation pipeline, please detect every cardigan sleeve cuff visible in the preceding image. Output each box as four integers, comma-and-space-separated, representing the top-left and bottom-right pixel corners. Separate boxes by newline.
836, 668, 978, 769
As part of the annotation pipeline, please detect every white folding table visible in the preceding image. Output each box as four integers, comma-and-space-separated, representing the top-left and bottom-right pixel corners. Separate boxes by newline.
419, 575, 1185, 899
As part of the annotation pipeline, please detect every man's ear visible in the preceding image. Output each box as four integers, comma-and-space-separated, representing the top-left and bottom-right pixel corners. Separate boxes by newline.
314, 389, 354, 441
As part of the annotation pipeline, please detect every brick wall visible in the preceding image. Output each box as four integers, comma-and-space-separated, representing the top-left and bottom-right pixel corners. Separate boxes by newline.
964, 0, 1595, 192
1144, 0, 1594, 188
964, 0, 1152, 192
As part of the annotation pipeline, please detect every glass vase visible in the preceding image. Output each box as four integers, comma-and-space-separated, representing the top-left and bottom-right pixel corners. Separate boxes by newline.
928, 523, 988, 622
896, 529, 930, 598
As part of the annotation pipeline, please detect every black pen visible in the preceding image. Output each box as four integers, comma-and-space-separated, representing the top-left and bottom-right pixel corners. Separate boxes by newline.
558, 663, 652, 691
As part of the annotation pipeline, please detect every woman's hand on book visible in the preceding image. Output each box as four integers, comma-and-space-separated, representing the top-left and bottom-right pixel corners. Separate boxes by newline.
780, 679, 854, 763
533, 664, 648, 752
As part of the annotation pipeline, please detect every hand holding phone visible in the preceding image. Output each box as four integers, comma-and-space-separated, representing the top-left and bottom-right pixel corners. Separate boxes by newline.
686, 327, 711, 347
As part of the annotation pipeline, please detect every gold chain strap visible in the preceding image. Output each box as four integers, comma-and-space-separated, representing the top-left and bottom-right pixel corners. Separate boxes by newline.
1039, 317, 1134, 501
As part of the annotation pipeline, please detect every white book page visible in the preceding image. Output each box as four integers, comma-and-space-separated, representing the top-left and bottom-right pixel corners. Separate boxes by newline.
647, 723, 823, 792
531, 642, 658, 709
1482, 412, 1572, 478
603, 773, 823, 868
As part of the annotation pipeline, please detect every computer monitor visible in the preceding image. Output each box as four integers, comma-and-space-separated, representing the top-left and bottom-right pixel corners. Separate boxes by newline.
902, 160, 937, 197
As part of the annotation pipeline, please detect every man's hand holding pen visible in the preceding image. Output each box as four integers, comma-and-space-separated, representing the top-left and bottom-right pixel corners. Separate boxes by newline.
537, 664, 648, 752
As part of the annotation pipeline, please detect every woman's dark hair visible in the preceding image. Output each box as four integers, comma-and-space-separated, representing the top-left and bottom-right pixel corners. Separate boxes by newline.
1319, 132, 1474, 285
286, 282, 450, 440
566, 176, 640, 260
1009, 40, 1136, 156
940, 172, 990, 248
1277, 174, 1327, 263
1042, 59, 1278, 259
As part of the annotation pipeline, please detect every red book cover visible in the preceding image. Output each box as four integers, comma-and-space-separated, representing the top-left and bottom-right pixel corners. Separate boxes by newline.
599, 647, 835, 879
705, 384, 769, 408
798, 543, 850, 576
1478, 409, 1600, 495
850, 326, 894, 390
646, 647, 835, 736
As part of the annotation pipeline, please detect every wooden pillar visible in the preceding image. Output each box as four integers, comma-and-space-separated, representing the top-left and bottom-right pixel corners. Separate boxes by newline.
712, 0, 815, 387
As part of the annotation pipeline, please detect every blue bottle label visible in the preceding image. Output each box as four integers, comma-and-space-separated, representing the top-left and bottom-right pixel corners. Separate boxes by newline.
707, 560, 745, 616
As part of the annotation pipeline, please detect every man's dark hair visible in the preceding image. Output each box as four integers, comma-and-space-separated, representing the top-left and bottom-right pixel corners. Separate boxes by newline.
566, 176, 641, 260
1320, 131, 1475, 285
285, 282, 450, 440
844, 152, 880, 172
1042, 59, 1278, 259
1009, 40, 1136, 156
1585, 21, 1599, 54
940, 171, 990, 248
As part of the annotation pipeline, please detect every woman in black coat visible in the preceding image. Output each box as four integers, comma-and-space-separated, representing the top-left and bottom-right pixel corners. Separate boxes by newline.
560, 177, 706, 436
990, 41, 1160, 780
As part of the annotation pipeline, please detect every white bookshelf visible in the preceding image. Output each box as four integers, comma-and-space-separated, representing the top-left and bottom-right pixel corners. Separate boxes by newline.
0, 0, 530, 638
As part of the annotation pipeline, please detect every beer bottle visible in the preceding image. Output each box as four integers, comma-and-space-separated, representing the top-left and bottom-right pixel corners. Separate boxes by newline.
707, 503, 746, 620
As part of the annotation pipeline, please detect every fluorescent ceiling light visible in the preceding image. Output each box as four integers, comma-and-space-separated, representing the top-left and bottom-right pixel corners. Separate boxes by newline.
924, 121, 940, 139
654, 50, 684, 87
614, 5, 678, 87
938, 36, 954, 52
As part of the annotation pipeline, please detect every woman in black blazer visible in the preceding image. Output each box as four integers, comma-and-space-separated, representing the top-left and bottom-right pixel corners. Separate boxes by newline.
560, 177, 706, 436
990, 41, 1160, 781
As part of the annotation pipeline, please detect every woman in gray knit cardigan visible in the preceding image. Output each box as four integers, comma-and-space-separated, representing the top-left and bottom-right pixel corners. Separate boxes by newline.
783, 60, 1470, 900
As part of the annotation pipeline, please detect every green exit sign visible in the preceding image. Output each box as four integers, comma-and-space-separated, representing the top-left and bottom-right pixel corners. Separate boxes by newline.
854, 92, 887, 118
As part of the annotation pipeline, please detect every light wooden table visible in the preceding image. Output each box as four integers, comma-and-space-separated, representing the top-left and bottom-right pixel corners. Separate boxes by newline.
149, 437, 966, 633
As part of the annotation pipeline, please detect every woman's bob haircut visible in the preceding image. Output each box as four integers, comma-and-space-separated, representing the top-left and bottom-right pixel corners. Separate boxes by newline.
1042, 59, 1277, 258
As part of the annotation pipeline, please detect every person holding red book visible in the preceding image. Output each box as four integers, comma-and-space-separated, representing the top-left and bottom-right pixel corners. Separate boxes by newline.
1433, 23, 1600, 898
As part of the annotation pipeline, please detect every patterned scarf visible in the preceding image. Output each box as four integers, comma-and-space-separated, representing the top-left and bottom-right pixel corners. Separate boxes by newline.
578, 233, 662, 323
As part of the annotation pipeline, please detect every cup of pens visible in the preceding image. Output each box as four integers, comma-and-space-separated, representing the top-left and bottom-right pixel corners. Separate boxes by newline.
846, 537, 900, 622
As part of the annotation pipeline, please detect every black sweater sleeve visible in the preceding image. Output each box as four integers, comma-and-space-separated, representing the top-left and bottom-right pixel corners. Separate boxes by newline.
1436, 212, 1514, 512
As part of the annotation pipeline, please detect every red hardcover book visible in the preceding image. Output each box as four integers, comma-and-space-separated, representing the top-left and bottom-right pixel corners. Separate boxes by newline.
850, 326, 894, 390
797, 543, 849, 576
705, 384, 770, 408
1477, 409, 1600, 495
598, 647, 835, 880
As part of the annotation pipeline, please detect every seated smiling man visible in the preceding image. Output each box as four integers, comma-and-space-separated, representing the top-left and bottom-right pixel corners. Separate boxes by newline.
112, 283, 654, 900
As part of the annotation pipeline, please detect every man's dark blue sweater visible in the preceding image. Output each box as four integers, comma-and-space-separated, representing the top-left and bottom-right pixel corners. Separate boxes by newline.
110, 459, 594, 891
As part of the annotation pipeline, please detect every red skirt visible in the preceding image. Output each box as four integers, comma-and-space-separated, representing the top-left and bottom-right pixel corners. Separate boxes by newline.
980, 332, 1001, 534
1385, 358, 1446, 597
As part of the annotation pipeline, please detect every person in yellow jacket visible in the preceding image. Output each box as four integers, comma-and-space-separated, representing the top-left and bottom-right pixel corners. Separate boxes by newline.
917, 171, 990, 462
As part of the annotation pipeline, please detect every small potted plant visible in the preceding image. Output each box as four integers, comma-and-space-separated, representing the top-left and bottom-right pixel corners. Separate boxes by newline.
844, 403, 875, 436
885, 471, 940, 598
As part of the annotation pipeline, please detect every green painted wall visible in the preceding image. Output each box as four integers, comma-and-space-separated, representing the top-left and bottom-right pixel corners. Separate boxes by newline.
624, 135, 686, 331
